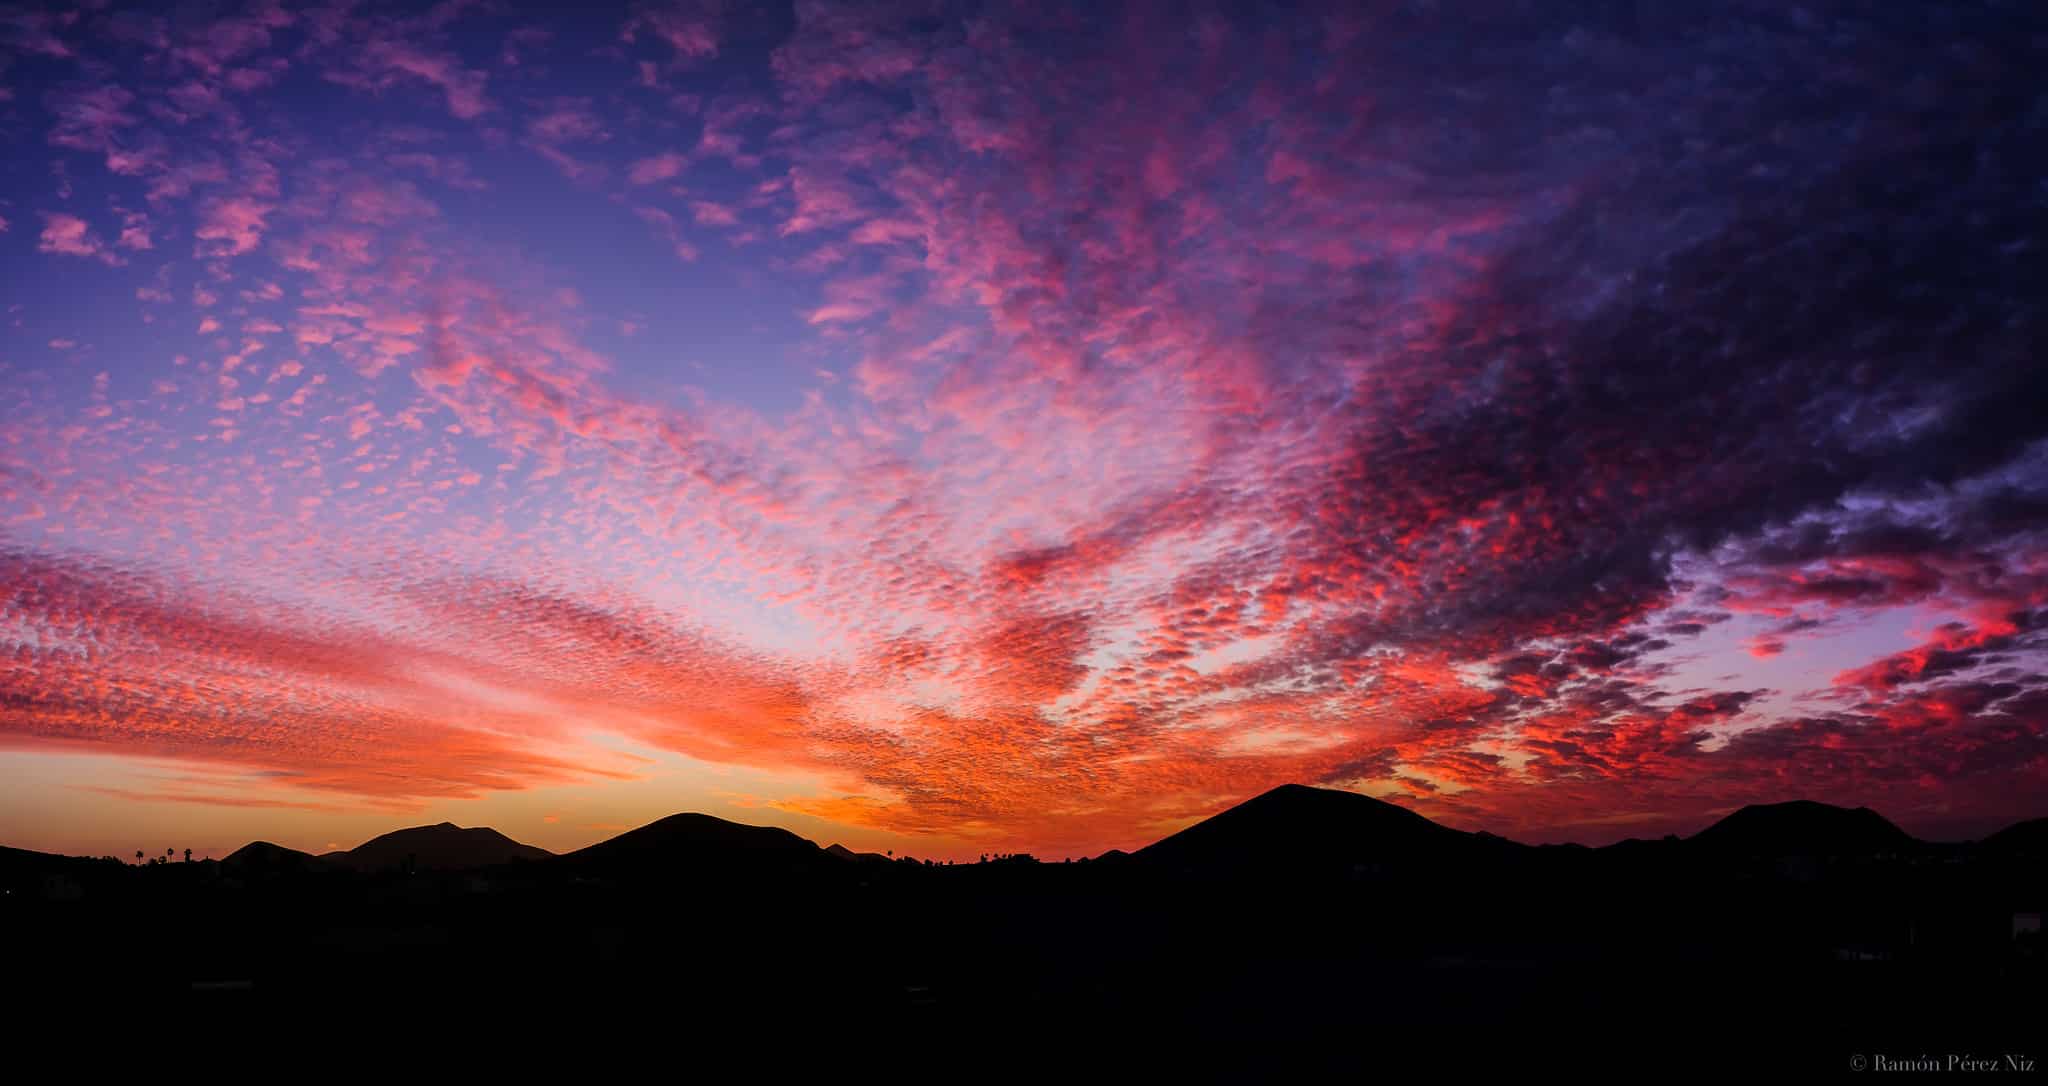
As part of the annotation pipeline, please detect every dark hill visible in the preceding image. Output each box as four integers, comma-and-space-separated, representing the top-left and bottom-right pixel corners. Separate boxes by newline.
323, 822, 552, 872
562, 812, 826, 877
1977, 816, 2048, 856
1131, 783, 1510, 874
0, 845, 120, 882
1688, 800, 1915, 856
823, 843, 889, 863
222, 840, 325, 873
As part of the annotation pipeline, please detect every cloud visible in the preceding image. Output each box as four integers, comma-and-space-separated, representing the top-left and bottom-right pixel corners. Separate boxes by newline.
194, 196, 274, 256
627, 152, 687, 185
3, 0, 2044, 853
367, 42, 492, 119
633, 205, 699, 262
623, 1, 722, 63
116, 215, 153, 250
528, 102, 609, 145
45, 83, 146, 172
36, 211, 121, 264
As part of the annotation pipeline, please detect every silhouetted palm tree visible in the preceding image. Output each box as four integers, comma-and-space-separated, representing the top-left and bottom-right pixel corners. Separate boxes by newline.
183, 848, 192, 863
134, 849, 143, 865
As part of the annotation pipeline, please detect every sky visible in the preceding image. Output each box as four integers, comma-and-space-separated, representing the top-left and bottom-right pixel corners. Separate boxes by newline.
1, 0, 2044, 861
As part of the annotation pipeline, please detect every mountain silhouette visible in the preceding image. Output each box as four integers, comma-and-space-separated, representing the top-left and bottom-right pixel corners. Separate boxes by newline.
561, 812, 826, 877
0, 844, 114, 881
83, 793, 2048, 886
321, 822, 552, 872
1131, 783, 1511, 875
6, 786, 2045, 1071
2, 844, 77, 870
1688, 800, 1915, 856
1977, 816, 2048, 856
221, 840, 326, 873
823, 842, 890, 863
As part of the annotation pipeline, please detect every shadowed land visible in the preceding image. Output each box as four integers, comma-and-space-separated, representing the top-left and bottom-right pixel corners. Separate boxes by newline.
5, 786, 2042, 1071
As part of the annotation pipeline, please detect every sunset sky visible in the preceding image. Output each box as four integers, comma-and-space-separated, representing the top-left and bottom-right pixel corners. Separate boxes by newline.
2, 1, 2044, 860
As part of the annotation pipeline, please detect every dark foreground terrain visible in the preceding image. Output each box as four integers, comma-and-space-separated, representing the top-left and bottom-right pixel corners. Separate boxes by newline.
5, 786, 2042, 1074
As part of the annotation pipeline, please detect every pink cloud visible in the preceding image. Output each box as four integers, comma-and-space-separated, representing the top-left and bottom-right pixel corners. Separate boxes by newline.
46, 84, 140, 168
804, 273, 894, 325
528, 102, 608, 145
37, 211, 118, 262
779, 167, 867, 235
2, 7, 76, 58
117, 212, 153, 250
385, 152, 489, 192
623, 3, 721, 62
628, 152, 688, 185
195, 196, 274, 256
690, 200, 738, 227
633, 205, 699, 262
359, 41, 492, 120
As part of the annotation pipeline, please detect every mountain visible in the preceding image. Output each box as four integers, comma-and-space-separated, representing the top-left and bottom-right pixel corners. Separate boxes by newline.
1688, 800, 1915, 856
1, 844, 93, 870
222, 840, 326, 873
1131, 783, 1511, 875
321, 822, 552, 872
0, 844, 120, 884
1976, 816, 2048, 856
561, 812, 826, 877
823, 843, 890, 863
